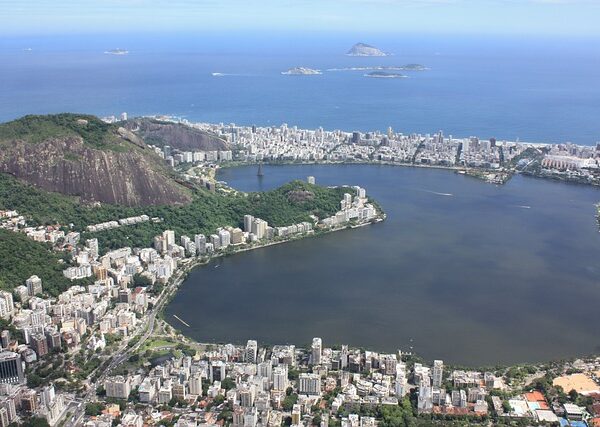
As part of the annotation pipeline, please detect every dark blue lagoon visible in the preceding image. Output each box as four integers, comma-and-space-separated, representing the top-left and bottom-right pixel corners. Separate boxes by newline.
166, 164, 600, 366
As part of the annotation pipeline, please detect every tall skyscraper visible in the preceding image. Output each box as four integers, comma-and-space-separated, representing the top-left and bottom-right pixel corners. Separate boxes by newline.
432, 360, 443, 388
311, 337, 322, 365
272, 366, 288, 391
26, 276, 42, 296
0, 352, 25, 384
244, 215, 254, 233
245, 340, 258, 364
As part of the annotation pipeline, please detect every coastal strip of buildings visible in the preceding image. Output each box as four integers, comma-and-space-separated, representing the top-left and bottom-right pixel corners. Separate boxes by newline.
139, 114, 600, 186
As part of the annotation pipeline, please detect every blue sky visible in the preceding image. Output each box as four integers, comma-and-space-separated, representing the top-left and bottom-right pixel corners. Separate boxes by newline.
1, 0, 599, 36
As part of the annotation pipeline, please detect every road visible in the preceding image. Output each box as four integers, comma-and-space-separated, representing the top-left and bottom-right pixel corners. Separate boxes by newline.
62, 262, 191, 427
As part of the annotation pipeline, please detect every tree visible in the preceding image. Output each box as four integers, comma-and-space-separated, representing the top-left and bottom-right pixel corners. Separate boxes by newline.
282, 393, 298, 411
22, 418, 50, 427
569, 389, 579, 402
133, 273, 152, 287
85, 402, 105, 416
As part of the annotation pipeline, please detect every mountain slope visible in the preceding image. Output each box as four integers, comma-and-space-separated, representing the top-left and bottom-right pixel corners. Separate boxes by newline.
128, 118, 228, 151
0, 114, 190, 207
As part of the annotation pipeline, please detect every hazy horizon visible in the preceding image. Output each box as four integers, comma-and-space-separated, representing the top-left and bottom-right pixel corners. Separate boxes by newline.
2, 0, 600, 37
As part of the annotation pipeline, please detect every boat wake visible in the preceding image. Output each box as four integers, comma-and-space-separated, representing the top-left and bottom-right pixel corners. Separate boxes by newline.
514, 205, 531, 209
421, 189, 453, 197
212, 72, 248, 77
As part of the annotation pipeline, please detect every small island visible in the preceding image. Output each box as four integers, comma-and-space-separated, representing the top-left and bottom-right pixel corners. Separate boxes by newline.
401, 63, 428, 71
281, 67, 322, 75
328, 65, 428, 72
346, 42, 390, 57
104, 48, 129, 55
365, 71, 407, 79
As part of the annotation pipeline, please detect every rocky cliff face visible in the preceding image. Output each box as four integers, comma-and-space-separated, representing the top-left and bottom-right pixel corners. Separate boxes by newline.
129, 119, 228, 151
0, 115, 191, 207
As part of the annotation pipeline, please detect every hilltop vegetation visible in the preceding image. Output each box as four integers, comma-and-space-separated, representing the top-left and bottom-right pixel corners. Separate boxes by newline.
0, 229, 90, 296
0, 113, 122, 149
0, 172, 351, 253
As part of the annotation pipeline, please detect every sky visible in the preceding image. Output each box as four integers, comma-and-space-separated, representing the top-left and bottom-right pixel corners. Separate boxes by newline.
1, 0, 599, 37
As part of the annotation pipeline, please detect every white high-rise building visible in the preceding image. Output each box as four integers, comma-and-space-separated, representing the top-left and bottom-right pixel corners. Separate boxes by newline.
219, 229, 231, 248
0, 292, 14, 319
340, 345, 348, 369
417, 385, 433, 414
105, 376, 131, 399
257, 360, 272, 379
245, 340, 258, 364
244, 215, 254, 233
194, 234, 206, 254
26, 276, 42, 296
298, 373, 321, 396
189, 374, 202, 396
272, 366, 288, 391
395, 373, 407, 397
251, 219, 267, 239
86, 238, 99, 258
311, 337, 322, 365
432, 360, 443, 388
163, 230, 175, 248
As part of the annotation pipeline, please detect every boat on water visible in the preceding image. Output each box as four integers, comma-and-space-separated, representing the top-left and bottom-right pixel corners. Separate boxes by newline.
257, 163, 264, 177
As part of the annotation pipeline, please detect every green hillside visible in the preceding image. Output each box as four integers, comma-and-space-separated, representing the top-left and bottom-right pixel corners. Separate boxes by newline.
0, 113, 124, 149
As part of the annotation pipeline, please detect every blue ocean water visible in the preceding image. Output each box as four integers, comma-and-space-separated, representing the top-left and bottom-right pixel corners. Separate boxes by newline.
0, 32, 599, 144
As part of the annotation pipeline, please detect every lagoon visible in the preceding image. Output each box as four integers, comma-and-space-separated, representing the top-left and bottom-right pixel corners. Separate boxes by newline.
166, 164, 600, 366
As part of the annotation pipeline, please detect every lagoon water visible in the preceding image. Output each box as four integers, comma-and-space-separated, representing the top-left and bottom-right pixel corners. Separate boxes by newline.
166, 164, 600, 366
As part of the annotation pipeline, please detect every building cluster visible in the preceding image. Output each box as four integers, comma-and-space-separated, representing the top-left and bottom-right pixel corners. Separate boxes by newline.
321, 187, 377, 228
151, 118, 600, 187
0, 210, 80, 251
149, 145, 233, 168
86, 215, 157, 233
83, 338, 600, 427
179, 121, 529, 169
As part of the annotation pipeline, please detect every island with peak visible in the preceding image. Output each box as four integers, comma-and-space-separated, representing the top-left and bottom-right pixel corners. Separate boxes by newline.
281, 67, 322, 75
346, 42, 390, 57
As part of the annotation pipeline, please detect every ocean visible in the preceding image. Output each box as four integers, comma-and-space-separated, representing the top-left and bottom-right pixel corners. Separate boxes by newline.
1, 32, 599, 144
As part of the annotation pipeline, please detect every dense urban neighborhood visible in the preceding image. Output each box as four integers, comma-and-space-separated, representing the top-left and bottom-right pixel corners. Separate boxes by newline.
128, 115, 600, 187
0, 114, 599, 426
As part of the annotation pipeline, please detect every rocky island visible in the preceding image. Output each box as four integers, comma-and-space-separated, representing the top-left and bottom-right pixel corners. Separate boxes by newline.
281, 67, 322, 75
346, 42, 390, 57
